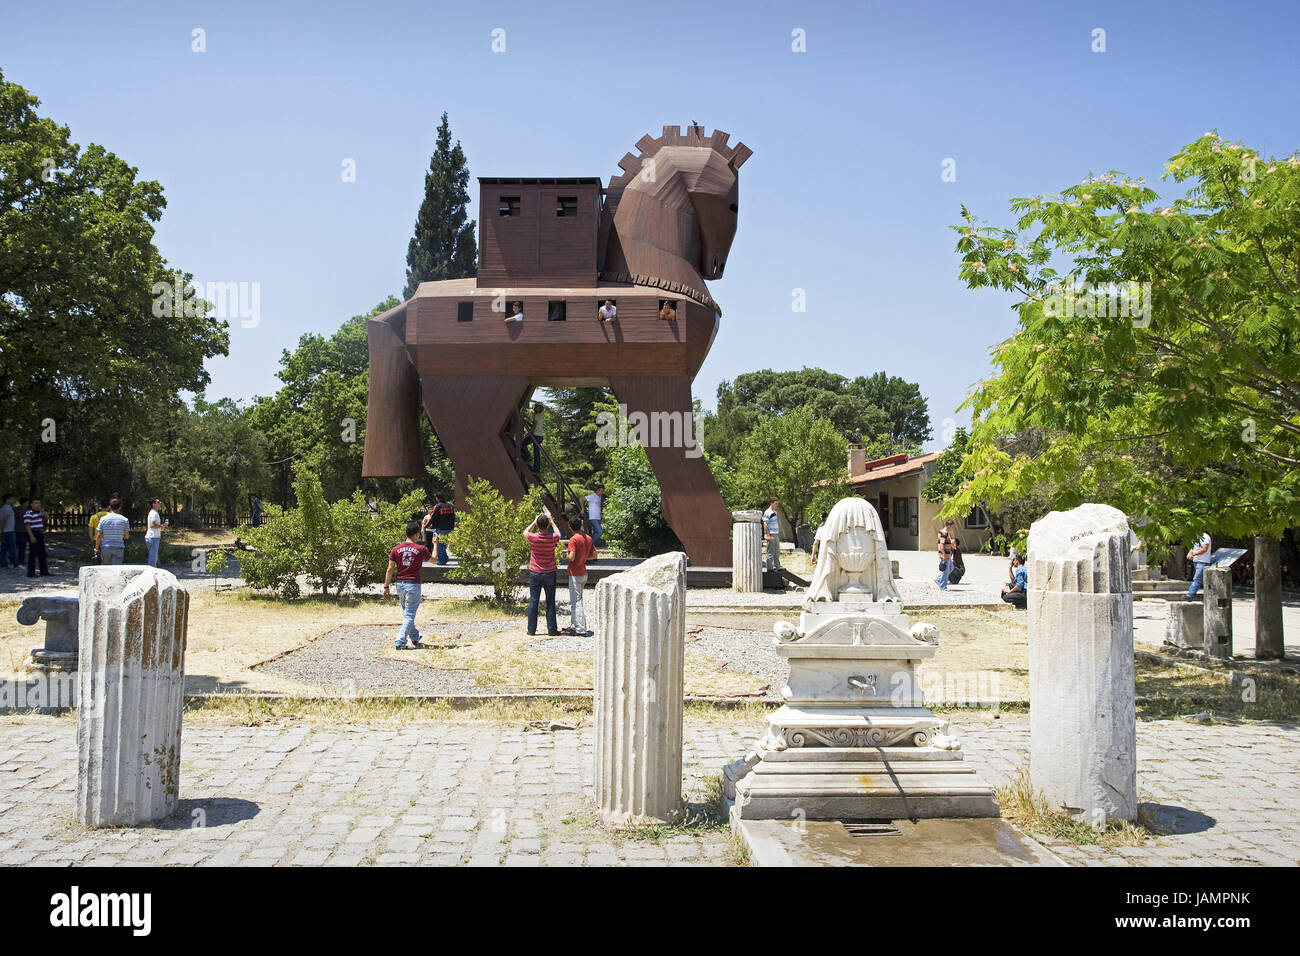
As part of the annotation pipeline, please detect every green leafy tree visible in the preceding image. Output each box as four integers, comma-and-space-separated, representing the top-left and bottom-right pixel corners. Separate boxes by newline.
0, 70, 228, 498
251, 297, 454, 505
404, 112, 477, 297
447, 477, 544, 604
238, 461, 421, 599
705, 368, 929, 465
735, 409, 848, 529
948, 132, 1300, 656
922, 427, 970, 504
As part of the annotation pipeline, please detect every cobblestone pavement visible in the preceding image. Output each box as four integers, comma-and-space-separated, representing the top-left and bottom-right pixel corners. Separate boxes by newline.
0, 714, 1296, 866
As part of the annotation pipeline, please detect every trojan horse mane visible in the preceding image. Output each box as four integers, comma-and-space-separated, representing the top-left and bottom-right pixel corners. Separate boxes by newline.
598, 125, 752, 315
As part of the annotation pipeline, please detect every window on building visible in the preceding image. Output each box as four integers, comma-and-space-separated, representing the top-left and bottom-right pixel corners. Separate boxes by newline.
658, 299, 678, 320
965, 505, 990, 529
499, 196, 521, 217
893, 497, 910, 529
547, 301, 567, 321
556, 196, 578, 217
456, 302, 474, 322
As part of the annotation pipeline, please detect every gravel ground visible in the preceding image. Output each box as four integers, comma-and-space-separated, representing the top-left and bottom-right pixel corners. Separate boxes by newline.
257, 618, 789, 700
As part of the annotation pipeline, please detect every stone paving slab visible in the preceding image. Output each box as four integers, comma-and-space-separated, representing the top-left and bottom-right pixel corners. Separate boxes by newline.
0, 714, 1296, 866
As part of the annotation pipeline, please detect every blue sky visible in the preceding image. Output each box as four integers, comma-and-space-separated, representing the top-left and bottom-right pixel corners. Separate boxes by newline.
4, 0, 1299, 449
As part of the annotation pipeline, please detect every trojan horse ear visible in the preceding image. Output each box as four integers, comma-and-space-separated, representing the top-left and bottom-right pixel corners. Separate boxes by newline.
729, 143, 753, 169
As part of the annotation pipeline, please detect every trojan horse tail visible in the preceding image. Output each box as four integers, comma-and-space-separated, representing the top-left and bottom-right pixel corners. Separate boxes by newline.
361, 302, 423, 477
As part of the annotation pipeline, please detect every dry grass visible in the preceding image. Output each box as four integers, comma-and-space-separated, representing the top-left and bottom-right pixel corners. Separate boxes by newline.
375, 629, 769, 697
997, 766, 1152, 847
1134, 654, 1300, 722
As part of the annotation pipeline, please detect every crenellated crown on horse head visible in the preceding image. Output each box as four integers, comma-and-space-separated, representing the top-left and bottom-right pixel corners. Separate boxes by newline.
599, 125, 752, 315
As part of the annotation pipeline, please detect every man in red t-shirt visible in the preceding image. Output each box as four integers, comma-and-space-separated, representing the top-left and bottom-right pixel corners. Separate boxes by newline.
562, 517, 595, 636
384, 521, 431, 649
523, 512, 561, 636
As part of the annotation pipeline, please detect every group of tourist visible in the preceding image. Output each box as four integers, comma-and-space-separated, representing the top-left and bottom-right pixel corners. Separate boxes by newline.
383, 499, 599, 650
0, 492, 170, 577
0, 494, 46, 576
501, 299, 678, 324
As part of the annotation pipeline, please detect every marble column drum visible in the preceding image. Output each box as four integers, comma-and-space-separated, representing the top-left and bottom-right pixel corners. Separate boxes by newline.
595, 552, 686, 826
76, 566, 190, 827
1027, 503, 1137, 826
731, 510, 764, 592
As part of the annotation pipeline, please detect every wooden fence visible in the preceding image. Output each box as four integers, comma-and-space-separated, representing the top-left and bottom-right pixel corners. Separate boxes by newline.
37, 509, 248, 531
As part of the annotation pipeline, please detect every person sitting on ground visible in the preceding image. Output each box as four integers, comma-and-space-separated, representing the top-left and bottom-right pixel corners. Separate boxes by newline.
598, 299, 617, 323
523, 512, 562, 637
948, 539, 966, 585
561, 517, 595, 637
658, 301, 676, 321
934, 518, 957, 590
383, 521, 431, 650
1001, 554, 1028, 608
95, 499, 130, 566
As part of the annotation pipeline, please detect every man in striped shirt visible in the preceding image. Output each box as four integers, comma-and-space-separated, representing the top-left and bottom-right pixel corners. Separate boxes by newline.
95, 499, 130, 565
24, 498, 49, 577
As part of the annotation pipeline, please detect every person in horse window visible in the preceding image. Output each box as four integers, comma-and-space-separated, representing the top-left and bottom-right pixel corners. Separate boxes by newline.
598, 300, 617, 323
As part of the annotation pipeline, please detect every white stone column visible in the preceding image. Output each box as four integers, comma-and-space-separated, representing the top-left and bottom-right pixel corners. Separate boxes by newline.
731, 510, 763, 592
1027, 503, 1137, 825
77, 566, 189, 827
595, 552, 686, 826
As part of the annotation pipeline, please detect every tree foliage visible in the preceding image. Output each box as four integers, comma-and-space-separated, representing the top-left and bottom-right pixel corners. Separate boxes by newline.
447, 477, 545, 604
238, 461, 422, 599
947, 132, 1300, 551
0, 69, 228, 498
404, 112, 477, 297
735, 408, 847, 528
705, 368, 929, 464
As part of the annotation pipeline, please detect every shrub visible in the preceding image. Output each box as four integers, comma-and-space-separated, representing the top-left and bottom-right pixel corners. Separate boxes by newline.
237, 461, 423, 599
447, 477, 546, 604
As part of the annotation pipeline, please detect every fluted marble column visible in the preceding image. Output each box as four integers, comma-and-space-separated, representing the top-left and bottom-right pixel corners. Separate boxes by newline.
595, 552, 686, 826
1027, 503, 1136, 825
731, 510, 763, 592
77, 566, 190, 827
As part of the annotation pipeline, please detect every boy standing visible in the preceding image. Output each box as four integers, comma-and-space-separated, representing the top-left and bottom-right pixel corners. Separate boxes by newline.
563, 517, 595, 636
0, 494, 16, 569
145, 499, 167, 567
383, 521, 431, 650
24, 498, 49, 577
96, 499, 130, 565
431, 493, 455, 565
763, 498, 782, 570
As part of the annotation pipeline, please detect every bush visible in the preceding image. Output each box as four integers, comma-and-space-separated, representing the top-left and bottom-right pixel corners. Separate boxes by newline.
237, 461, 423, 599
447, 477, 547, 604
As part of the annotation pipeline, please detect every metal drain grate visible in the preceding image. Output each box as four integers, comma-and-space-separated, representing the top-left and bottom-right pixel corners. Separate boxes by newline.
841, 821, 900, 837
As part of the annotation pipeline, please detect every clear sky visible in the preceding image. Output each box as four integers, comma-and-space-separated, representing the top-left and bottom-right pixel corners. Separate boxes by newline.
4, 0, 1299, 449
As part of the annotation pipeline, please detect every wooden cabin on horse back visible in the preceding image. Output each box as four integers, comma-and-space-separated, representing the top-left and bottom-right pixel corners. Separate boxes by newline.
362, 124, 753, 567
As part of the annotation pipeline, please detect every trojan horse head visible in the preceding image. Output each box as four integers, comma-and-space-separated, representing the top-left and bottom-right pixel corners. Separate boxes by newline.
599, 125, 752, 313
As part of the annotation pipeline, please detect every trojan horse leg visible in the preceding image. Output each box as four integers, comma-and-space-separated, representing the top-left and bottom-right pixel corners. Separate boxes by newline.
422, 375, 530, 509
608, 375, 731, 566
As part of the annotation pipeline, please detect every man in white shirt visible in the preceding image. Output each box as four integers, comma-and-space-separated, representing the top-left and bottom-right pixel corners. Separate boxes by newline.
598, 300, 617, 323
585, 486, 605, 542
504, 302, 524, 323
145, 498, 167, 567
1186, 532, 1213, 599
763, 498, 782, 570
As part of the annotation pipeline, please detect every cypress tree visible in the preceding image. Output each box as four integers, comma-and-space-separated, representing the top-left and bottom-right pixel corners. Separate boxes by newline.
404, 112, 477, 297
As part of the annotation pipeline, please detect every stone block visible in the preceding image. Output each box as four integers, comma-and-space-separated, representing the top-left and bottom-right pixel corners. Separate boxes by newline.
1166, 602, 1204, 651
1202, 567, 1233, 660
731, 511, 763, 592
17, 592, 80, 672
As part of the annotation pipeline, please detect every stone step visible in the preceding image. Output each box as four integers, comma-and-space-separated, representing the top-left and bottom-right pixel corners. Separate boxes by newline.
763, 747, 966, 764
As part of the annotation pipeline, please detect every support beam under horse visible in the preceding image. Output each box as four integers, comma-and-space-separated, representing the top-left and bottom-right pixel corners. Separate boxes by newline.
362, 124, 752, 568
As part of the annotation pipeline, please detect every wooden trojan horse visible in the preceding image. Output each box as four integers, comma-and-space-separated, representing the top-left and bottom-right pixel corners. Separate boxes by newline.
362, 124, 752, 567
